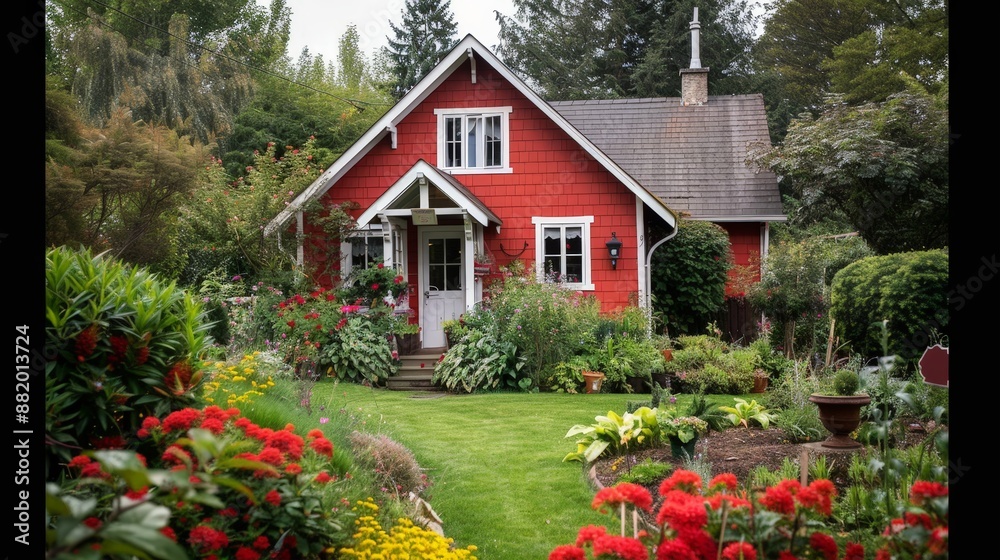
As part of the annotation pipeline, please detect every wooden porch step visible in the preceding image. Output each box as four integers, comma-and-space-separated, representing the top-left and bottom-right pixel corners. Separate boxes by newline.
386, 348, 448, 391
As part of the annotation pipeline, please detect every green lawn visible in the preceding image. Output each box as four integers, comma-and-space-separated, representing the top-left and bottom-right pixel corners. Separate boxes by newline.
311, 382, 661, 560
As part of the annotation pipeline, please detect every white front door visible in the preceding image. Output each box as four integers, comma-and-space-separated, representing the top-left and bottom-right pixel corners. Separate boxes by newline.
420, 228, 466, 348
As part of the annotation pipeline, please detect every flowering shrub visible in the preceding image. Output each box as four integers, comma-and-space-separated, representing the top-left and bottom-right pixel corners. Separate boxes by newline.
52, 405, 359, 559
45, 246, 213, 477
337, 498, 479, 559
336, 262, 409, 308
875, 480, 948, 559
269, 287, 344, 373
551, 469, 947, 560
201, 352, 279, 408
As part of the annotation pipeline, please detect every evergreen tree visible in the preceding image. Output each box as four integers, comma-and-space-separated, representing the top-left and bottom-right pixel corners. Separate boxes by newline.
385, 0, 459, 99
496, 0, 759, 100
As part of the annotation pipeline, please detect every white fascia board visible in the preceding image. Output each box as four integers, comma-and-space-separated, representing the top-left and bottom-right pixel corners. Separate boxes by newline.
355, 161, 492, 228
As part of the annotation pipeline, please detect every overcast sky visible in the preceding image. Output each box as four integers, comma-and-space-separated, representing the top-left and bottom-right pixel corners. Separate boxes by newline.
273, 0, 517, 63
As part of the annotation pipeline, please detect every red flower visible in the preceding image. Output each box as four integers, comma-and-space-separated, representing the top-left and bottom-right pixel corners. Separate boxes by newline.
252, 536, 270, 550
575, 525, 607, 547
843, 543, 866, 560
592, 534, 648, 560
377, 263, 384, 269
371, 283, 380, 291
314, 471, 333, 484
199, 417, 225, 435
136, 346, 150, 365
165, 361, 194, 393
264, 490, 281, 506
82, 516, 102, 530
141, 416, 161, 430
592, 483, 653, 512
67, 455, 92, 469
306, 428, 324, 439
656, 490, 707, 531
655, 538, 697, 560
107, 334, 129, 368
909, 480, 948, 505
759, 484, 796, 515
721, 541, 756, 560
286, 320, 296, 329
809, 532, 839, 560
309, 436, 334, 458
188, 525, 228, 552
708, 473, 738, 492
549, 545, 586, 560
160, 526, 177, 541
394, 275, 403, 284
161, 408, 201, 433
124, 486, 149, 500
285, 463, 302, 475
659, 469, 703, 495
257, 447, 284, 466
74, 324, 100, 362
235, 547, 261, 560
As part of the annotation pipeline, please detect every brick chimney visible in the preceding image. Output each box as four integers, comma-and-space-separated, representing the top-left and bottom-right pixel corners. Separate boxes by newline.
680, 7, 709, 106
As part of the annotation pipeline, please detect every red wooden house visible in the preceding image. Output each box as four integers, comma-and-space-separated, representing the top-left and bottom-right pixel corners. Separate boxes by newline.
265, 18, 782, 352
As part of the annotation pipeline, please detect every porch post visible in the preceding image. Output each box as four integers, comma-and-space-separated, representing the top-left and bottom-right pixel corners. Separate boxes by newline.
463, 213, 475, 310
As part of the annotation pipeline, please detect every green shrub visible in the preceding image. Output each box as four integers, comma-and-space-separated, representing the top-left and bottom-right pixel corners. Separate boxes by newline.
321, 316, 399, 385
45, 246, 213, 477
833, 369, 861, 395
540, 361, 585, 393
617, 458, 674, 485
829, 249, 949, 363
649, 220, 732, 335
432, 326, 527, 393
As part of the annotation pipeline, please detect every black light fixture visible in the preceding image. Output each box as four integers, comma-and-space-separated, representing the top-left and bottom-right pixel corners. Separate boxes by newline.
605, 232, 623, 270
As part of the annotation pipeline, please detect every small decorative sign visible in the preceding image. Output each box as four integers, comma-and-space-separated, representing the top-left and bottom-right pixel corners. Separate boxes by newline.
411, 208, 437, 225
918, 344, 949, 388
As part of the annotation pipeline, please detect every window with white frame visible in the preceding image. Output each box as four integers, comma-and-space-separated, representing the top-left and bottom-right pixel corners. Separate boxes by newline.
347, 231, 384, 273
532, 216, 595, 290
435, 107, 513, 173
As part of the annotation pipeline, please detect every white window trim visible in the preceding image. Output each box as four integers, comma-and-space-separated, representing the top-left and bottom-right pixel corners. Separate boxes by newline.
434, 106, 513, 174
532, 216, 595, 291
340, 228, 385, 280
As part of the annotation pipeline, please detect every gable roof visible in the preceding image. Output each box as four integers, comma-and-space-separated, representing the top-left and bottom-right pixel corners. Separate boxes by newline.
549, 96, 785, 222
265, 34, 678, 237
355, 159, 502, 228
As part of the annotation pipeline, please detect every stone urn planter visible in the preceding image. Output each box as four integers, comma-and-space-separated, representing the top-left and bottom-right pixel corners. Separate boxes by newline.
808, 393, 871, 449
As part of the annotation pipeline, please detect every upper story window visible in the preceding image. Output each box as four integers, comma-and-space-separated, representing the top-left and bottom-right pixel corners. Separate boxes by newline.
435, 107, 513, 174
532, 216, 595, 290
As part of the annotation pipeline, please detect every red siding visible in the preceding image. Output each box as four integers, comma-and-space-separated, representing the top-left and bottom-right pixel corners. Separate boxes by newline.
718, 222, 762, 297
305, 55, 642, 314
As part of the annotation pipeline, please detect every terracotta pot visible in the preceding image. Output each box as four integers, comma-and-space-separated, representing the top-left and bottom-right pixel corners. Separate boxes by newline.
751, 376, 768, 393
661, 349, 673, 362
808, 393, 871, 449
582, 371, 605, 394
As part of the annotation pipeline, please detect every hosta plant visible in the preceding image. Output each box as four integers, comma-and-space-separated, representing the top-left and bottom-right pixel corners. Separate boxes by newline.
45, 246, 213, 477
320, 315, 399, 385
717, 397, 777, 430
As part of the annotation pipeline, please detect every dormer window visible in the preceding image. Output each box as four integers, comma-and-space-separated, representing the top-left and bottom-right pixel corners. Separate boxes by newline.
435, 107, 513, 174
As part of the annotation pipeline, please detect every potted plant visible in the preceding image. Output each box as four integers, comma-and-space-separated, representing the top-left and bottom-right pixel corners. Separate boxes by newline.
657, 409, 708, 459
473, 251, 493, 276
751, 368, 769, 393
808, 369, 871, 449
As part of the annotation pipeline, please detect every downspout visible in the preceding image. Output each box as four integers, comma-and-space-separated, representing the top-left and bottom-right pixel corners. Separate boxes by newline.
644, 226, 679, 339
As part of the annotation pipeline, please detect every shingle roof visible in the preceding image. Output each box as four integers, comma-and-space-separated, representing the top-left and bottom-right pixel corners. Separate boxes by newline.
549, 95, 784, 222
